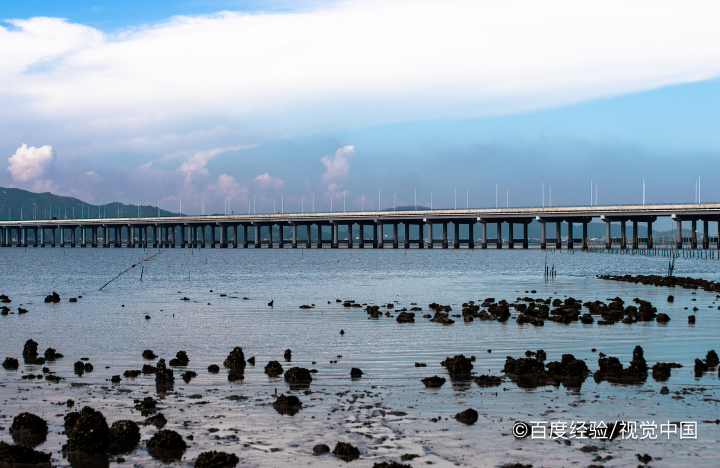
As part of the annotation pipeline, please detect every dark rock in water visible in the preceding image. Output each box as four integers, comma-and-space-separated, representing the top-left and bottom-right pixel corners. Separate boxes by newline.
69, 298, 78, 303
43, 348, 63, 360
147, 430, 187, 462
536, 350, 546, 361
264, 361, 283, 376
429, 311, 455, 325
706, 350, 719, 366
169, 350, 190, 367
268, 300, 274, 306
145, 413, 167, 428
228, 370, 244, 382
414, 362, 426, 367
22, 339, 44, 364
247, 356, 255, 365
373, 462, 412, 468
421, 375, 446, 388
195, 450, 240, 468
667, 295, 674, 302
284, 349, 292, 361
503, 356, 549, 388
123, 370, 141, 378
350, 368, 363, 378
636, 453, 652, 464
108, 420, 140, 453
340, 329, 345, 335
580, 313, 594, 324
142, 350, 157, 360
396, 311, 415, 323
84, 363, 94, 372
44, 292, 60, 303
74, 361, 86, 376
3, 357, 19, 369
110, 375, 121, 383
474, 375, 501, 387
688, 315, 696, 323
332, 441, 360, 461
64, 406, 110, 454
182, 371, 198, 383
273, 394, 302, 416
440, 354, 473, 378
651, 362, 682, 381
207, 364, 220, 373
593, 346, 648, 384
660, 386, 670, 394
656, 313, 670, 323
0, 306, 8, 315
694, 358, 709, 375
142, 364, 157, 374
155, 359, 174, 384
18, 307, 28, 314
0, 441, 51, 465
134, 397, 157, 416
284, 367, 312, 384
313, 444, 330, 455
223, 347, 246, 369
10, 412, 48, 448
544, 354, 590, 388
454, 408, 478, 425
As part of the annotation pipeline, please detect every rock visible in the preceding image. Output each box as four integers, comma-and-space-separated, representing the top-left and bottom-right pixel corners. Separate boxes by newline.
134, 397, 157, 416
474, 375, 502, 387
169, 351, 190, 367
656, 313, 670, 323
340, 329, 345, 335
123, 370, 141, 378
273, 394, 302, 416
10, 412, 48, 447
636, 453, 653, 464
593, 346, 648, 384
147, 430, 187, 462
182, 371, 198, 383
228, 370, 244, 382
284, 349, 292, 361
396, 311, 415, 323
0, 441, 51, 465
208, 364, 220, 373
414, 362, 426, 367
22, 339, 44, 365
332, 442, 360, 461
74, 361, 85, 376
706, 350, 719, 366
84, 363, 93, 372
69, 298, 78, 303
265, 361, 283, 376
454, 408, 478, 425
421, 375, 446, 388
223, 347, 247, 369
694, 358, 709, 375
110, 375, 121, 383
142, 350, 157, 359
2, 357, 19, 369
688, 315, 696, 323
651, 362, 682, 381
108, 420, 140, 453
268, 300, 274, 306
667, 295, 674, 302
313, 444, 331, 455
248, 357, 256, 365
350, 367, 363, 378
660, 386, 669, 395
142, 364, 157, 374
195, 451, 240, 468
145, 413, 167, 427
580, 313, 594, 324
440, 354, 473, 378
544, 354, 590, 388
155, 358, 174, 384
284, 367, 312, 384
18, 308, 27, 314
373, 462, 412, 468
44, 292, 60, 303
429, 311, 455, 325
64, 406, 110, 453
43, 348, 63, 360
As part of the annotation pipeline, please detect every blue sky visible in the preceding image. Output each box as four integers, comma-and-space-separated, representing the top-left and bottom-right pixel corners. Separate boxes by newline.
1, 0, 719, 214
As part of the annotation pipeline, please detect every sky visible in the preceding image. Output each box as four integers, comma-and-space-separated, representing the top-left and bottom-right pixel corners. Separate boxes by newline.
1, 0, 719, 215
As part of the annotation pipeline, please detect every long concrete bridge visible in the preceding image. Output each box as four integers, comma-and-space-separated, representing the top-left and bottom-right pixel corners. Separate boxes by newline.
0, 203, 718, 250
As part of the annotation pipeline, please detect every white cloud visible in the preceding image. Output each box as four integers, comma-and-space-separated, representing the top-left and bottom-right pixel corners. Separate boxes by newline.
8, 144, 55, 181
321, 145, 353, 183
1, 0, 720, 159
253, 173, 284, 190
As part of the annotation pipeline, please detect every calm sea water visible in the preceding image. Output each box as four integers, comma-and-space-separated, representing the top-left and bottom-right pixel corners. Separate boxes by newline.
1, 247, 719, 467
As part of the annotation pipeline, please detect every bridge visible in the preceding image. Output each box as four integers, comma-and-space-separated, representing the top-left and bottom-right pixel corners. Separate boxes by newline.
0, 203, 718, 250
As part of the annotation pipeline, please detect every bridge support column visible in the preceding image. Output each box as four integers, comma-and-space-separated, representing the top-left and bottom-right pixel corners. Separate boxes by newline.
359, 225, 365, 248
40, 228, 44, 247
347, 224, 353, 248
620, 220, 626, 249
278, 225, 284, 248
496, 222, 502, 249
631, 221, 637, 249
81, 227, 86, 247
101, 227, 107, 248
70, 227, 76, 247
453, 222, 460, 249
404, 223, 410, 249
508, 223, 514, 249
468, 222, 474, 249
306, 225, 311, 248
647, 221, 653, 248
703, 220, 709, 249
393, 223, 398, 248
198, 225, 204, 248
481, 222, 487, 249
567, 222, 573, 250
377, 224, 384, 248
442, 222, 448, 249
252, 225, 259, 248
418, 222, 424, 248
316, 225, 323, 249
427, 223, 433, 248
582, 223, 588, 250
171, 226, 177, 247
555, 221, 561, 249
523, 223, 529, 249
292, 225, 298, 248
605, 221, 611, 249
220, 225, 227, 248
540, 222, 546, 250
208, 225, 214, 248
20, 228, 26, 247
31, 228, 37, 247
332, 224, 338, 248
691, 219, 697, 249
676, 220, 682, 249
179, 225, 185, 248
130, 226, 136, 247
241, 225, 247, 248
231, 225, 237, 248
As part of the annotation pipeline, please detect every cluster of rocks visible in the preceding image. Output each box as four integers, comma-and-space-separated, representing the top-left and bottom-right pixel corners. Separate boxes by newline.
273, 394, 302, 416
593, 346, 648, 384
694, 350, 719, 376
169, 350, 189, 367
600, 274, 720, 293
503, 351, 590, 388
44, 292, 61, 303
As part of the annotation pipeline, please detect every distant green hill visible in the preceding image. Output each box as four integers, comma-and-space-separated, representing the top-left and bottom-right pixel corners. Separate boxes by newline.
0, 187, 178, 221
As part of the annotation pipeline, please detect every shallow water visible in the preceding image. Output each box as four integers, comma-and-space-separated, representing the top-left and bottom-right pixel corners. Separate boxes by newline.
1, 247, 719, 467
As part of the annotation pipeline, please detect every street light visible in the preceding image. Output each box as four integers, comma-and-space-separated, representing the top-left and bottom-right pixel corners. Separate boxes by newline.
506, 188, 508, 208
542, 182, 546, 207
378, 190, 382, 211
642, 179, 645, 205
414, 188, 417, 211
428, 191, 432, 210
698, 176, 701, 204
454, 186, 457, 210
180, 199, 182, 217
590, 181, 593, 206
392, 192, 396, 211
495, 185, 499, 209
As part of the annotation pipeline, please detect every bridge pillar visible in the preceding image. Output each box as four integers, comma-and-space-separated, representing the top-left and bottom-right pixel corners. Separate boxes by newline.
418, 222, 424, 248
332, 224, 338, 248
496, 222, 502, 249
605, 221, 611, 249
404, 223, 410, 249
647, 221, 653, 248
523, 222, 529, 249
567, 222, 573, 249
691, 219, 697, 249
442, 222, 448, 249
468, 222, 474, 249
32, 228, 37, 247
208, 225, 214, 248
81, 226, 86, 247
620, 220, 626, 249
70, 226, 75, 247
241, 225, 247, 248
128, 225, 135, 248
359, 224, 365, 248
197, 225, 204, 248
278, 225, 284, 248
453, 222, 460, 249
555, 221, 561, 249
540, 221, 546, 250
377, 224, 384, 248
393, 223, 398, 248
171, 225, 177, 248
508, 222, 514, 249
348, 224, 353, 248
316, 224, 322, 249
231, 225, 237, 248
632, 221, 638, 249
0, 227, 4, 247
306, 225, 311, 248
267, 225, 274, 248
253, 225, 259, 248
582, 223, 588, 250
703, 219, 709, 249
220, 225, 227, 248
40, 228, 44, 247
178, 225, 184, 248
481, 222, 487, 249
675, 220, 682, 249
20, 228, 25, 247
292, 225, 298, 248
427, 223, 433, 249
101, 226, 107, 248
